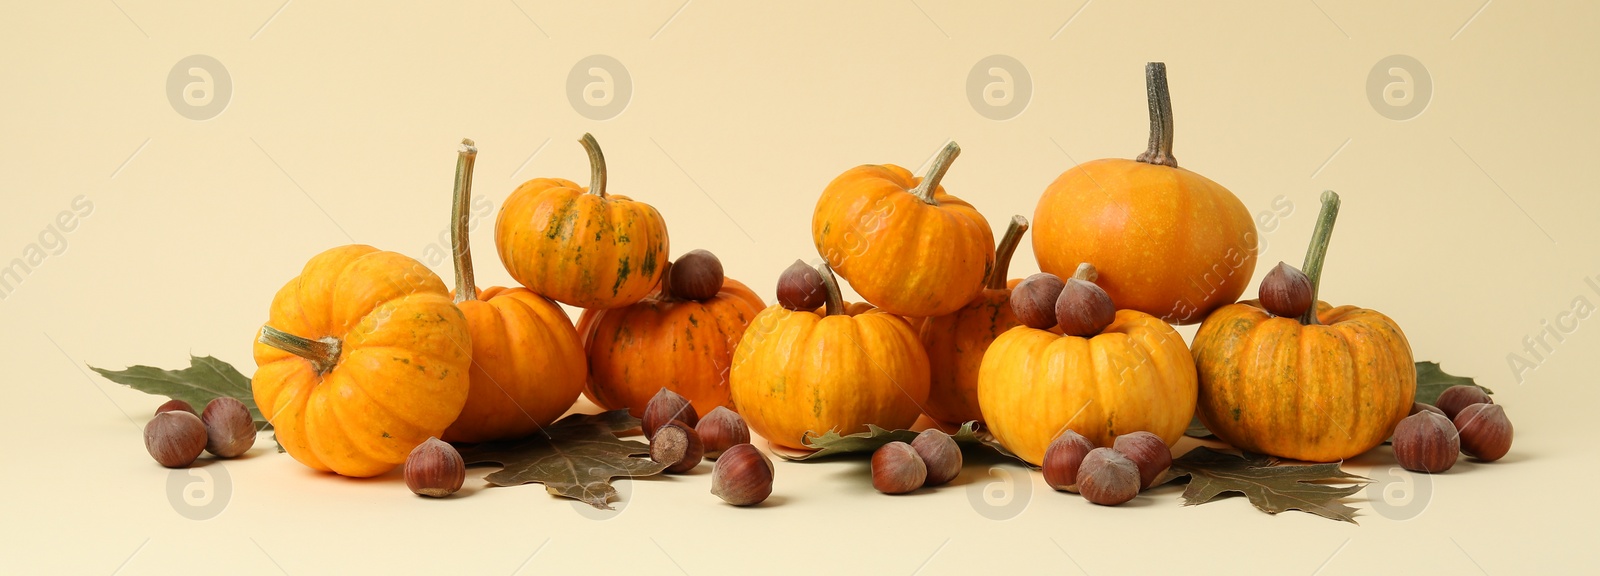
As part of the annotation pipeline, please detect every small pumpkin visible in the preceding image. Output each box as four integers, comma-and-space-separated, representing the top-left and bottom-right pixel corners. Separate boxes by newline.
730, 262, 930, 450
1192, 191, 1414, 462
253, 245, 472, 477
978, 264, 1197, 466
495, 133, 669, 309
1032, 63, 1256, 325
440, 140, 587, 443
812, 141, 994, 318
576, 251, 765, 417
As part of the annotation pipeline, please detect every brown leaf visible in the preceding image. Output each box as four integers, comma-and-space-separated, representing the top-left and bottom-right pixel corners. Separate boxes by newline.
774, 422, 1021, 462
1158, 447, 1370, 524
457, 410, 667, 510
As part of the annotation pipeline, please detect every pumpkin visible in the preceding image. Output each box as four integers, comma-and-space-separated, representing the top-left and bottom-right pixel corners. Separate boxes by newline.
812, 141, 994, 318
977, 265, 1197, 466
919, 215, 1031, 427
576, 254, 765, 417
253, 245, 472, 477
1032, 62, 1256, 325
495, 133, 669, 309
1191, 191, 1414, 462
730, 262, 930, 450
439, 140, 587, 443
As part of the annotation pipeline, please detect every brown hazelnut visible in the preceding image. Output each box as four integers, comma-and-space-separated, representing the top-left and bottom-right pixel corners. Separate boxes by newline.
1453, 403, 1512, 462
1112, 431, 1172, 489
911, 429, 962, 487
155, 399, 195, 415
667, 249, 724, 301
1259, 261, 1313, 318
650, 421, 704, 474
201, 397, 256, 458
1410, 402, 1445, 417
144, 411, 208, 468
405, 437, 466, 497
1057, 278, 1116, 337
642, 388, 699, 440
871, 441, 926, 494
1392, 411, 1459, 473
777, 259, 826, 311
1077, 448, 1140, 506
710, 443, 774, 506
1043, 430, 1096, 492
1434, 385, 1492, 420
696, 406, 750, 459
1011, 273, 1065, 330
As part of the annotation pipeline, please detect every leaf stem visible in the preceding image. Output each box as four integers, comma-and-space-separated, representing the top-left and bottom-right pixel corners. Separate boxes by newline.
1134, 62, 1178, 168
987, 215, 1029, 289
1298, 190, 1342, 325
451, 138, 479, 303
909, 141, 960, 205
579, 133, 608, 198
258, 326, 342, 375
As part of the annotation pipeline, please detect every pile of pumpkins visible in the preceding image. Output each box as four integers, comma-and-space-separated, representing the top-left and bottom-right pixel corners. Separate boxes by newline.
251, 62, 1416, 480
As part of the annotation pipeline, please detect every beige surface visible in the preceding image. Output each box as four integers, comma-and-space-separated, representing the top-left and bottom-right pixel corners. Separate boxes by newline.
3, 1, 1597, 573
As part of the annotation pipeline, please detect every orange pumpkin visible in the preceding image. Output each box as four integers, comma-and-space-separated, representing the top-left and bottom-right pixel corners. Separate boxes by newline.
495, 133, 669, 309
1032, 63, 1255, 325
1192, 191, 1414, 462
253, 245, 472, 477
730, 263, 930, 450
576, 256, 765, 418
438, 140, 586, 443
812, 142, 994, 318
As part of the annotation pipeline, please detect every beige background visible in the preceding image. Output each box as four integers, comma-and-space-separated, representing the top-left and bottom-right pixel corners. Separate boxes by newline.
3, 0, 1596, 573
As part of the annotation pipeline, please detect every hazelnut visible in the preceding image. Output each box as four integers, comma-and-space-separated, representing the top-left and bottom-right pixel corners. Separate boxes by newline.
667, 249, 724, 301
1259, 261, 1313, 318
696, 406, 750, 459
871, 441, 926, 494
1077, 448, 1140, 506
156, 399, 195, 415
1112, 431, 1172, 489
1453, 403, 1512, 462
650, 420, 704, 474
1057, 278, 1116, 337
201, 397, 256, 458
710, 443, 774, 506
1434, 385, 1492, 420
405, 437, 465, 497
776, 259, 826, 311
1043, 430, 1096, 492
642, 388, 699, 440
1392, 411, 1459, 474
1011, 273, 1065, 330
144, 411, 208, 468
910, 429, 962, 487
1410, 402, 1445, 417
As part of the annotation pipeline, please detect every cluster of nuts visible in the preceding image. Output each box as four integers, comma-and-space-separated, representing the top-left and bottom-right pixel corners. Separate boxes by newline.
1393, 385, 1512, 473
1011, 264, 1116, 335
645, 388, 774, 506
143, 398, 257, 468
1043, 430, 1170, 506
870, 430, 963, 494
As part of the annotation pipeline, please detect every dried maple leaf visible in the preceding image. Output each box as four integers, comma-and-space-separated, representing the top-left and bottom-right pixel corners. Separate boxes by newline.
775, 422, 1020, 462
1159, 447, 1370, 524
457, 410, 666, 510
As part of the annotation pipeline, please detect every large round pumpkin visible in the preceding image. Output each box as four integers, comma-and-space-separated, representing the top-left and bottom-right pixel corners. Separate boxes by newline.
253, 245, 472, 477
495, 133, 669, 309
812, 141, 994, 318
730, 263, 930, 450
1032, 63, 1255, 325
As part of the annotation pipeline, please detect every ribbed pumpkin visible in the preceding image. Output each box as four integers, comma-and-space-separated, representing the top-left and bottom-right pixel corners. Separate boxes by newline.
1192, 191, 1414, 462
576, 253, 765, 417
495, 133, 669, 309
812, 142, 994, 318
1032, 63, 1256, 325
439, 140, 586, 443
730, 263, 930, 450
253, 245, 472, 477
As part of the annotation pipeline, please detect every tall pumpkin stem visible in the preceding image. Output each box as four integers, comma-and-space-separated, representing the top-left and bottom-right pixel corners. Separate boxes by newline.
818, 261, 846, 316
987, 215, 1030, 289
656, 260, 678, 301
1134, 62, 1178, 168
258, 326, 342, 375
579, 133, 608, 198
451, 138, 479, 304
909, 141, 961, 205
1297, 190, 1342, 325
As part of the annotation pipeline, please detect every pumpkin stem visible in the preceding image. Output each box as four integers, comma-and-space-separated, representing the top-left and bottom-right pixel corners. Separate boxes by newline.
1134, 62, 1178, 169
1297, 190, 1342, 325
451, 138, 479, 304
817, 261, 846, 316
1071, 262, 1099, 283
258, 325, 342, 375
987, 215, 1030, 289
579, 133, 608, 198
656, 260, 678, 301
909, 141, 960, 205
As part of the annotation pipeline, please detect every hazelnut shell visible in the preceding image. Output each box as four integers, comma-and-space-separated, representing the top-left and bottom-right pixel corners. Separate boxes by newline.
910, 429, 962, 487
201, 397, 256, 458
1434, 385, 1492, 421
1011, 273, 1065, 330
1042, 430, 1096, 492
144, 411, 208, 468
696, 407, 751, 459
871, 441, 926, 495
649, 420, 704, 474
667, 249, 724, 301
1077, 448, 1140, 506
1056, 278, 1115, 337
776, 259, 826, 311
642, 388, 699, 440
1453, 403, 1512, 462
710, 443, 774, 506
1259, 261, 1313, 318
1112, 431, 1172, 490
1392, 411, 1459, 474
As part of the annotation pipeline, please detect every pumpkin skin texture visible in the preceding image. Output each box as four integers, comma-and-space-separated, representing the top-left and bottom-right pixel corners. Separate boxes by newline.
812, 142, 994, 318
443, 287, 587, 443
253, 245, 472, 478
977, 309, 1197, 466
1191, 301, 1415, 462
